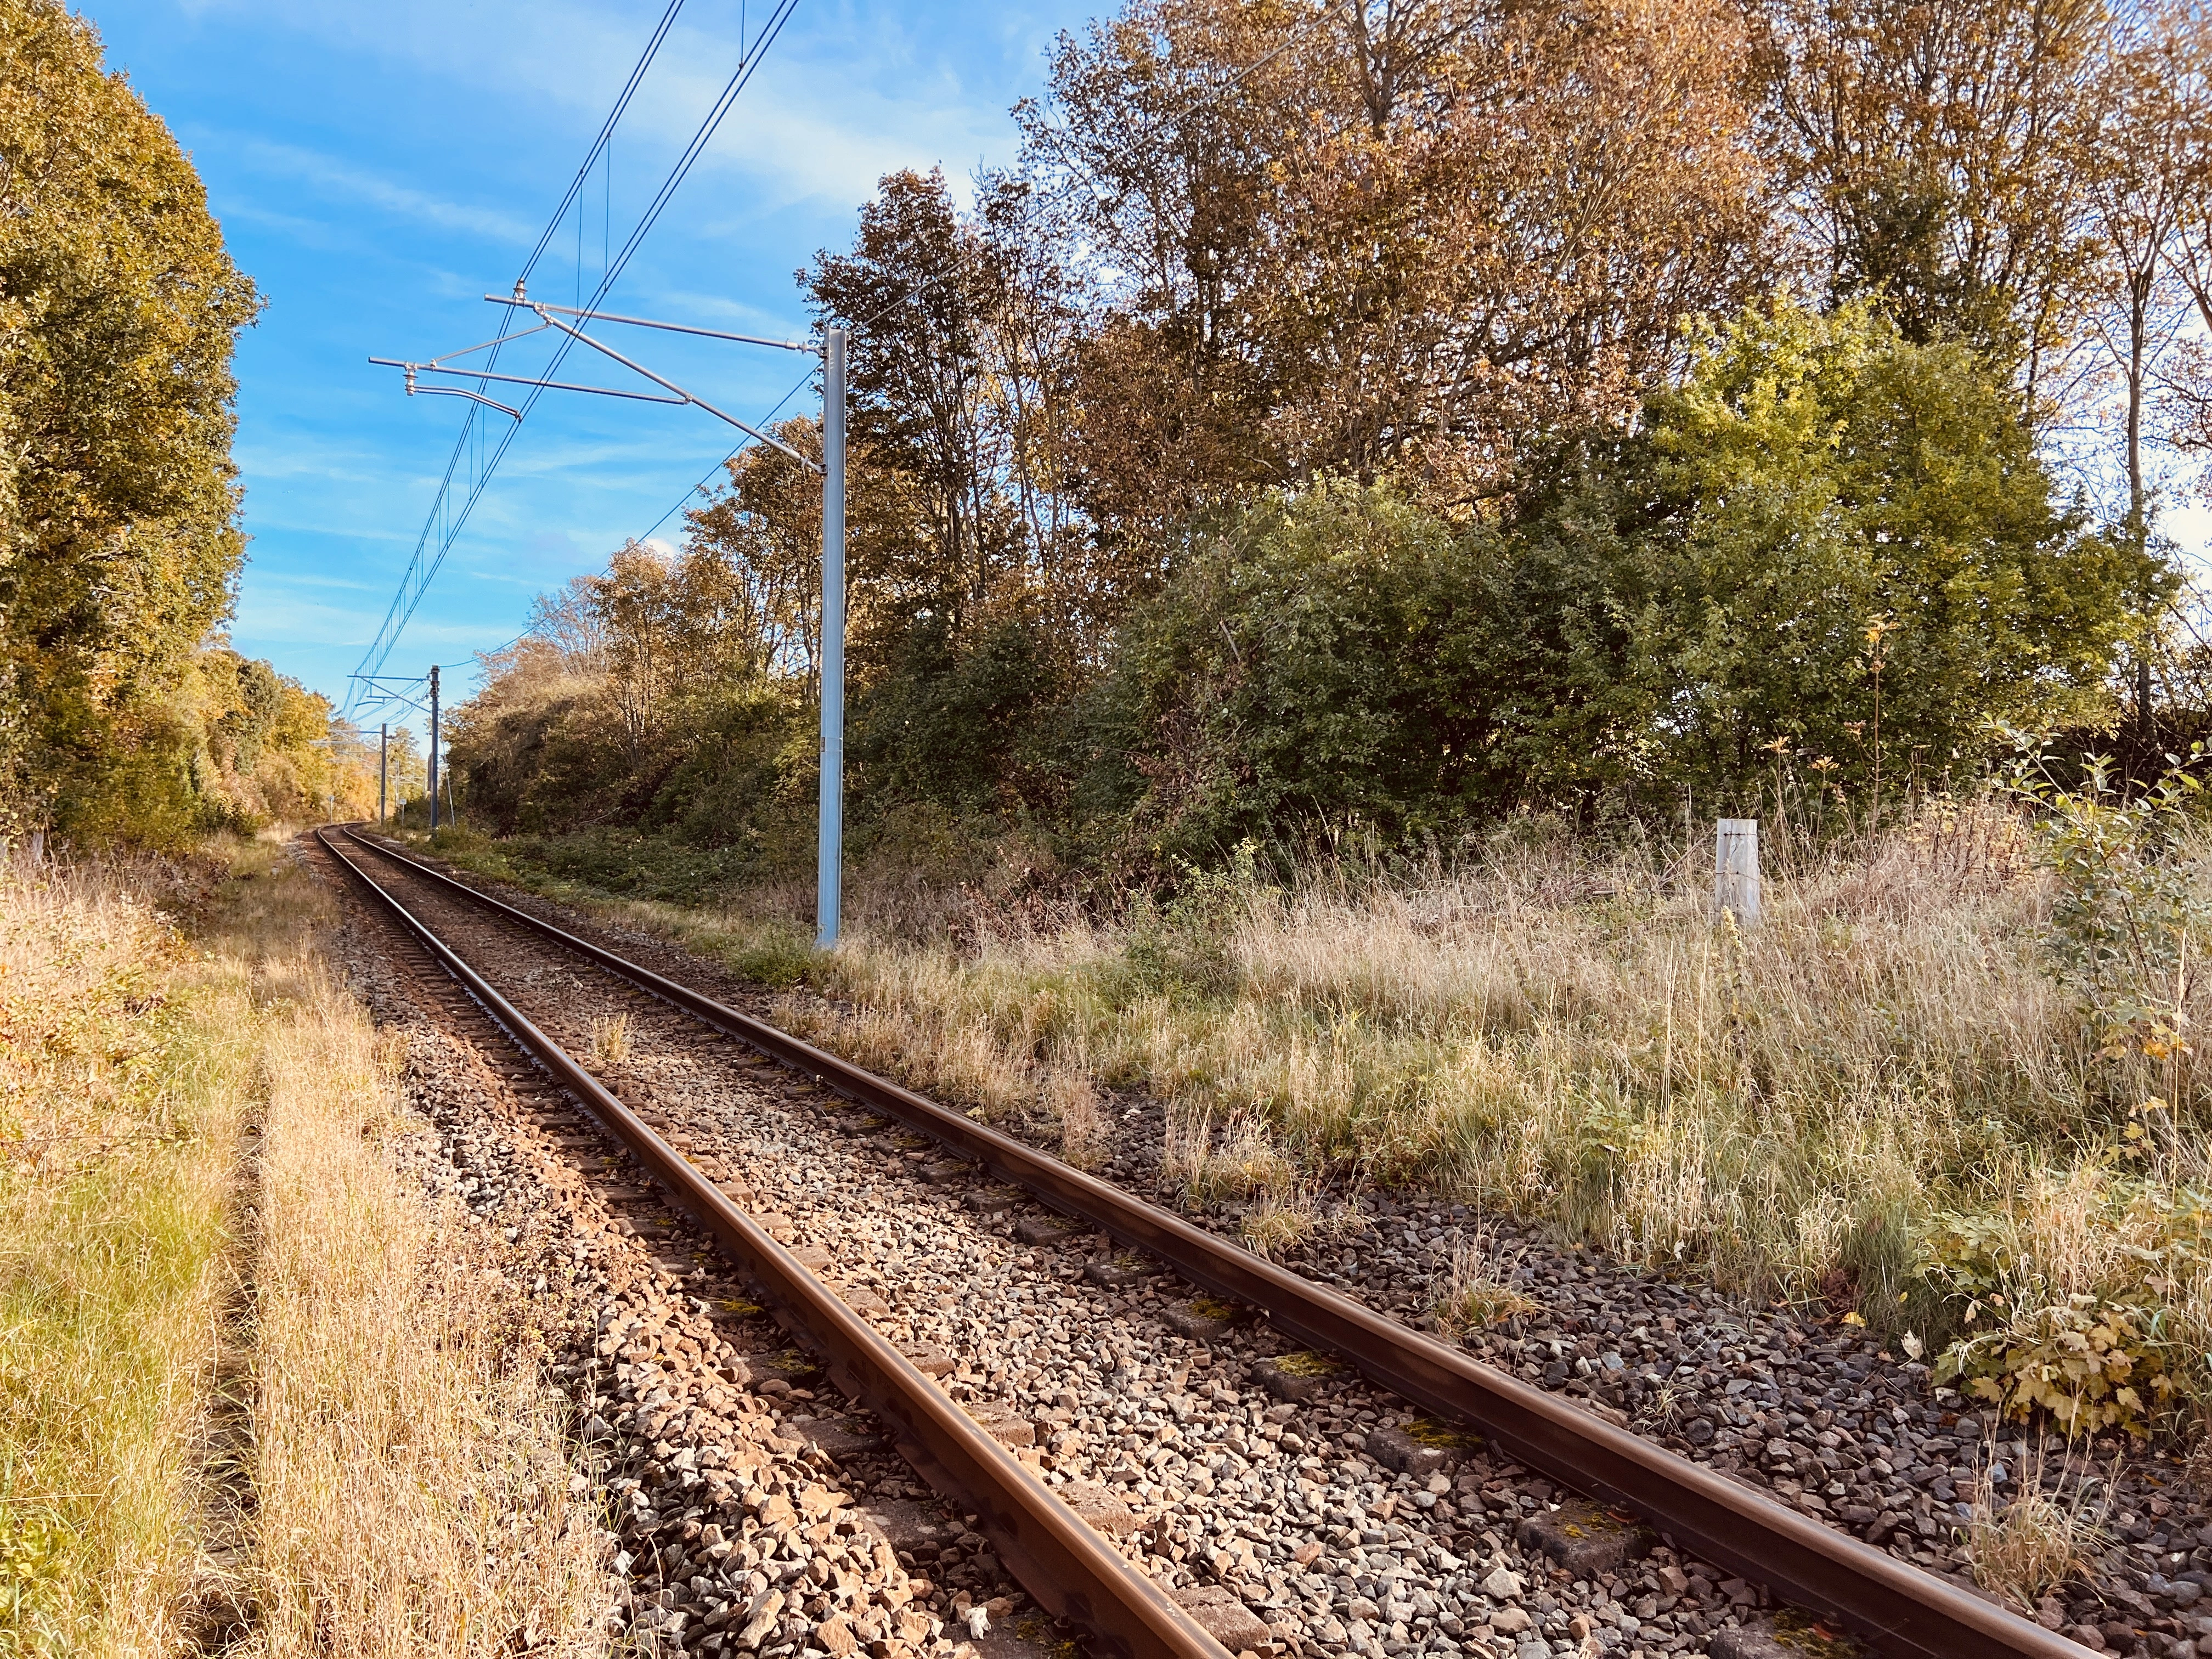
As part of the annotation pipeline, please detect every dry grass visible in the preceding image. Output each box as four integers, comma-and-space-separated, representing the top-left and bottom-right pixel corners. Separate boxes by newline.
0, 844, 245, 1657
1240, 1183, 1322, 1255
588, 1011, 632, 1066
1161, 1107, 1298, 1204
1042, 1054, 1110, 1169
761, 806, 2109, 1309
1964, 1441, 2115, 1609
240, 945, 608, 1658
0, 838, 608, 1657
1433, 1231, 1539, 1335
417, 804, 2212, 1360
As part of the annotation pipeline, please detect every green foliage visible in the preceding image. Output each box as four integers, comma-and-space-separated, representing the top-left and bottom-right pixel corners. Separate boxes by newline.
492, 830, 763, 906
1666, 298, 2151, 780
181, 646, 365, 833
451, 653, 812, 871
849, 615, 1067, 814
1096, 479, 1492, 859
417, 828, 823, 989
460, 297, 2165, 882
0, 1507, 66, 1649
1829, 176, 2029, 368
2007, 746, 2211, 1064
1502, 295, 2160, 805
0, 1, 261, 845
1922, 1204, 2196, 1438
1092, 297, 2153, 860
1943, 1294, 2177, 1438
714, 921, 819, 990
1116, 839, 1268, 1000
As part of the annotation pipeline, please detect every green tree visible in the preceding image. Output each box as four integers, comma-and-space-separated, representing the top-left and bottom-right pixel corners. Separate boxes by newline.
0, 0, 259, 844
1508, 295, 2166, 803
1103, 296, 2163, 860
1091, 480, 1493, 859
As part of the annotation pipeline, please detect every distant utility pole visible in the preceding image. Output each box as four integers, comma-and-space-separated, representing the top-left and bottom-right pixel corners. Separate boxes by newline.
374, 294, 851, 944
428, 664, 442, 833
349, 673, 434, 832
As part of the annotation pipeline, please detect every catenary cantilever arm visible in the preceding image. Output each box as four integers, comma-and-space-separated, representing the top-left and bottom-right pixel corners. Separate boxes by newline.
529, 306, 821, 472
484, 294, 812, 353
375, 357, 690, 410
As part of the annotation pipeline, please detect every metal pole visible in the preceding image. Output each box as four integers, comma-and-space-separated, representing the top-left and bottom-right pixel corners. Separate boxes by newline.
379, 723, 388, 826
816, 326, 847, 949
428, 664, 442, 833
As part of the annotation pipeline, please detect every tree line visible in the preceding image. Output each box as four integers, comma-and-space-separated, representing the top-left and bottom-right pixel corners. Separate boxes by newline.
454, 0, 2212, 883
0, 1, 371, 844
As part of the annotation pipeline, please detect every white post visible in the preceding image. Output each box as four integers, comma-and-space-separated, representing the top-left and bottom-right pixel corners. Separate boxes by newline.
1715, 818, 1760, 926
816, 325, 848, 949
379, 723, 388, 825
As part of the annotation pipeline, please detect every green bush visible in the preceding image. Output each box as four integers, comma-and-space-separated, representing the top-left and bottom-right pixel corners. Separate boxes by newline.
1096, 478, 1493, 861
1922, 1203, 2197, 1438
2007, 745, 2210, 1070
1114, 839, 1269, 1000
1097, 297, 2164, 864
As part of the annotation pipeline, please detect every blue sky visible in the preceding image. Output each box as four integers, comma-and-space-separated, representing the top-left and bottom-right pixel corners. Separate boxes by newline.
86, 0, 1090, 737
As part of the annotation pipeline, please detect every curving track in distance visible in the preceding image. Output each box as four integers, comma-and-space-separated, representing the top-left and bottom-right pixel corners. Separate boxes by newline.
319, 823, 2076, 1659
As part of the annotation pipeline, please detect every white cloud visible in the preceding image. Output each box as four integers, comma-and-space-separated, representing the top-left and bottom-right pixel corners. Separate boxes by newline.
154, 0, 1086, 703
239, 566, 387, 594
238, 140, 540, 244
175, 0, 1037, 214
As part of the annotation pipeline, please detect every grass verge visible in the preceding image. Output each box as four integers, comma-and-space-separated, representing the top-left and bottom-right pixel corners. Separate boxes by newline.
0, 845, 251, 1655
408, 804, 2212, 1438
240, 899, 609, 1656
0, 836, 608, 1655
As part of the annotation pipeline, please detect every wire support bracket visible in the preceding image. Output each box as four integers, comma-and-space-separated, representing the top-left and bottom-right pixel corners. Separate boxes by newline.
370, 283, 821, 472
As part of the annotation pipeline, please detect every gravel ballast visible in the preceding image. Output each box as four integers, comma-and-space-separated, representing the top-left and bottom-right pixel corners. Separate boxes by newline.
334, 839, 2212, 1658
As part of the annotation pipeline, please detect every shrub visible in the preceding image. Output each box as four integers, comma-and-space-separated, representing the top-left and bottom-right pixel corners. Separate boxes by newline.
1922, 1175, 2212, 1437
1097, 479, 1494, 860
2007, 744, 2210, 1078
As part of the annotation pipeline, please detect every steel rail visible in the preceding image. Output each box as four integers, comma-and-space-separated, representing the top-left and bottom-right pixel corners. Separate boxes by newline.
313, 827, 1227, 1659
336, 827, 2076, 1659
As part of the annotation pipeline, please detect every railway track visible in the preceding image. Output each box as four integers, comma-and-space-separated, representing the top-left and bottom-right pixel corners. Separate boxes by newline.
315, 823, 2080, 1659
315, 824, 1226, 1659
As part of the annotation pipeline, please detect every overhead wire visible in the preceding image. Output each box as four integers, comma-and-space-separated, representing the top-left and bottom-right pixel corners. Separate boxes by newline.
633, 360, 819, 546
348, 0, 687, 714
356, 0, 1299, 709
348, 633, 521, 727
348, 0, 801, 710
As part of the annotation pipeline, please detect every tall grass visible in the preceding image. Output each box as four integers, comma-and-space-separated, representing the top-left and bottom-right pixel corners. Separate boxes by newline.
0, 846, 251, 1656
241, 950, 607, 1657
419, 804, 2212, 1425
777, 807, 2212, 1321
0, 838, 608, 1655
